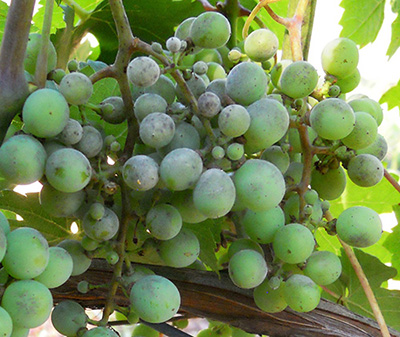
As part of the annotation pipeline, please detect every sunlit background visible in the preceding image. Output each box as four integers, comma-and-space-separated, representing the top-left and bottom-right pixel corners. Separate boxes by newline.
2, 0, 400, 336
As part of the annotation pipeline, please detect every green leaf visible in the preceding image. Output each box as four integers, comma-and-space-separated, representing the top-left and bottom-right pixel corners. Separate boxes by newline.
329, 172, 400, 217
391, 0, 400, 12
0, 1, 9, 43
185, 219, 222, 272
387, 14, 400, 58
32, 0, 65, 35
339, 249, 400, 330
384, 205, 400, 280
339, 0, 385, 47
0, 190, 76, 244
380, 79, 400, 110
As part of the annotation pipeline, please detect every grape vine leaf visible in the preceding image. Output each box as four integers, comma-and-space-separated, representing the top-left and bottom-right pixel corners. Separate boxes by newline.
329, 172, 400, 217
32, 0, 65, 34
0, 190, 77, 244
80, 0, 204, 64
338, 249, 400, 331
383, 204, 400, 280
339, 0, 385, 47
392, 0, 400, 13
0, 1, 8, 43
387, 14, 400, 58
380, 79, 400, 110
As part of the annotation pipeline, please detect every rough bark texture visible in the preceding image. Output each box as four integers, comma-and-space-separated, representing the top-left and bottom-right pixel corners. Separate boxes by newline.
51, 260, 400, 337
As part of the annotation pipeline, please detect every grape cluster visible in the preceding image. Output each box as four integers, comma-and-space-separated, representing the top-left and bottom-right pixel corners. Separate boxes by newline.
0, 9, 389, 337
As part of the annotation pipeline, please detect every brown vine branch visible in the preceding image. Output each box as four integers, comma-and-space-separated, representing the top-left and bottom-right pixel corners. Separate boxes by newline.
197, 0, 217, 11
384, 169, 400, 194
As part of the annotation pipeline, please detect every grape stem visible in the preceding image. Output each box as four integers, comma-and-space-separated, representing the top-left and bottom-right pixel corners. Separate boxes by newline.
325, 211, 391, 337
197, 0, 217, 11
35, 0, 54, 88
384, 169, 400, 194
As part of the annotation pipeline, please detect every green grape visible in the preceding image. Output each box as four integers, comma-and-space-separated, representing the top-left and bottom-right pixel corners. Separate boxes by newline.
218, 104, 250, 138
43, 138, 66, 156
244, 28, 278, 62
128, 57, 160, 88
328, 84, 341, 97
75, 125, 103, 158
356, 133, 387, 160
82, 328, 118, 337
231, 327, 255, 337
227, 238, 264, 259
194, 49, 223, 64
33, 246, 73, 288
132, 324, 159, 337
342, 111, 378, 150
206, 79, 229, 106
226, 62, 269, 106
244, 98, 289, 154
146, 204, 182, 240
190, 12, 231, 49
130, 275, 180, 323
193, 61, 208, 75
160, 148, 203, 191
139, 112, 175, 148
99, 96, 126, 124
0, 134, 47, 185
0, 211, 10, 235
270, 59, 292, 90
206, 62, 226, 81
22, 88, 69, 138
173, 319, 189, 329
45, 148, 92, 193
122, 155, 159, 191
143, 75, 176, 104
193, 168, 236, 218
348, 97, 383, 126
2, 227, 49, 279
283, 274, 320, 312
260, 145, 290, 174
243, 206, 285, 244
67, 59, 79, 72
284, 162, 303, 186
198, 92, 222, 118
175, 17, 195, 40
176, 74, 207, 104
321, 37, 359, 78
48, 68, 66, 84
272, 223, 315, 264
170, 190, 207, 224
58, 118, 83, 145
227, 143, 244, 161
212, 145, 225, 160
304, 251, 342, 285
81, 235, 99, 251
132, 93, 166, 123
336, 206, 382, 247
229, 249, 267, 289
39, 182, 85, 217
82, 207, 119, 242
166, 36, 181, 53
1, 280, 53, 329
0, 226, 6, 262
160, 122, 201, 154
310, 166, 346, 200
280, 61, 318, 99
309, 98, 355, 140
0, 267, 9, 285
58, 239, 92, 276
283, 194, 323, 224
106, 250, 119, 265
9, 326, 29, 337
159, 228, 200, 267
335, 68, 360, 93
59, 72, 93, 106
77, 280, 89, 293
89, 202, 105, 220
0, 306, 13, 337
24, 33, 57, 75
253, 279, 287, 313
288, 127, 317, 154
233, 159, 285, 212
121, 265, 155, 288
347, 154, 384, 187
51, 300, 88, 337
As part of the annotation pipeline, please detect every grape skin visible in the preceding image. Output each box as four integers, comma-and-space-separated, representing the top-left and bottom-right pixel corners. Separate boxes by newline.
310, 166, 347, 200
170, 190, 207, 224
227, 238, 265, 259
134, 93, 168, 122
283, 274, 320, 312
304, 251, 342, 285
82, 207, 120, 242
347, 154, 384, 187
0, 134, 47, 185
218, 104, 251, 138
260, 145, 290, 174
59, 72, 93, 106
45, 148, 92, 193
348, 97, 383, 126
23, 88, 70, 138
0, 306, 13, 337
139, 112, 176, 148
159, 122, 201, 154
122, 155, 159, 191
127, 57, 160, 88
75, 125, 104, 158
356, 133, 387, 160
24, 33, 57, 75
198, 92, 221, 118
253, 279, 287, 313
335, 68, 360, 93
51, 300, 88, 337
58, 118, 83, 145
146, 204, 182, 240
1, 280, 53, 329
83, 327, 118, 337
130, 275, 181, 323
57, 239, 92, 276
342, 111, 378, 150
244, 28, 279, 62
100, 96, 126, 124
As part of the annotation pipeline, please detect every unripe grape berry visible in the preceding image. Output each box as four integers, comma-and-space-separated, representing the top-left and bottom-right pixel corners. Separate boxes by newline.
193, 61, 208, 75
212, 146, 225, 160
59, 72, 93, 105
198, 92, 221, 118
128, 57, 160, 87
166, 37, 181, 53
244, 28, 279, 62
